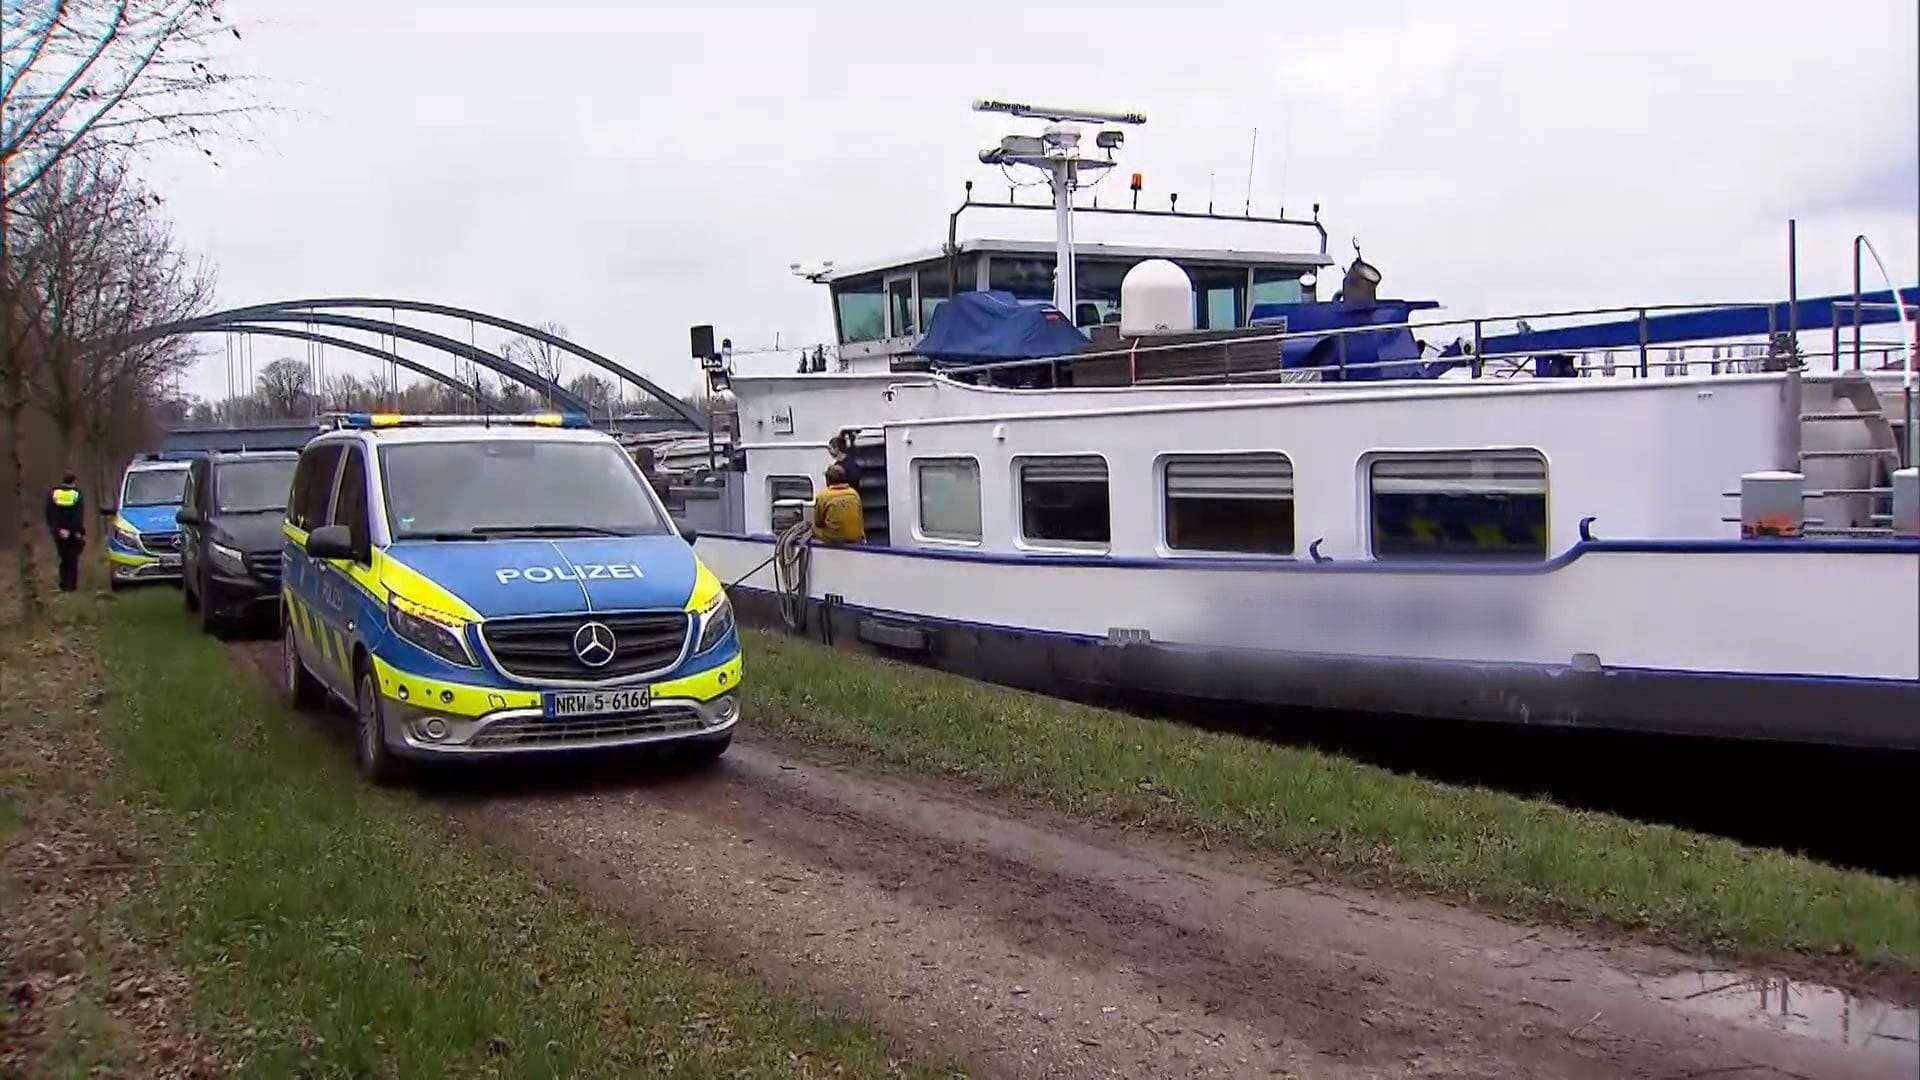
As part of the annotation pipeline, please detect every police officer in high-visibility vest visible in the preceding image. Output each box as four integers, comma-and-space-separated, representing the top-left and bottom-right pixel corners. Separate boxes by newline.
44, 472, 86, 592
811, 463, 865, 544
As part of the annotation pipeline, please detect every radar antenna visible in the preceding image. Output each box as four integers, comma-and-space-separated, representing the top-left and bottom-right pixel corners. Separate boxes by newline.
973, 98, 1146, 318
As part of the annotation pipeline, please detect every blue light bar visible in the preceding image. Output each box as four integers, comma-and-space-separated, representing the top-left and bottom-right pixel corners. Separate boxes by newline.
321, 412, 591, 430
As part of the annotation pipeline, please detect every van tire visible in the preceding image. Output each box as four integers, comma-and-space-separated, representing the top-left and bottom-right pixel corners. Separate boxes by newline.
197, 572, 228, 638
354, 660, 404, 786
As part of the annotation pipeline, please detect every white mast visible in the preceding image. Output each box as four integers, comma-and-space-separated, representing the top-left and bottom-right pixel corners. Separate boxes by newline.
974, 100, 1146, 319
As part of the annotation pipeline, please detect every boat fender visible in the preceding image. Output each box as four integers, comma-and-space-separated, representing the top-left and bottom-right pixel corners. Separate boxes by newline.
858, 618, 930, 653
1308, 539, 1330, 563
1578, 516, 1597, 542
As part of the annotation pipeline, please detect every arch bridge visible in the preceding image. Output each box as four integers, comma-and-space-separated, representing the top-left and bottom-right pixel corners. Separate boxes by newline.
138, 297, 706, 431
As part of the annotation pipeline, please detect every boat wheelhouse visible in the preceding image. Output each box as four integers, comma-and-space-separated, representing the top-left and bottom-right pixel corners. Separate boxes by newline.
819, 211, 1335, 373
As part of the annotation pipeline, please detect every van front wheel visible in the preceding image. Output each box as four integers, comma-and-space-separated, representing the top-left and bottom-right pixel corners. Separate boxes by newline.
354, 663, 404, 786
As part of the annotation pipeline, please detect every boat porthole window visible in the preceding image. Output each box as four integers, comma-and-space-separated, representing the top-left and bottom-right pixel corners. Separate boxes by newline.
1164, 453, 1295, 555
1016, 455, 1110, 550
915, 458, 982, 543
769, 475, 813, 533
1368, 451, 1548, 561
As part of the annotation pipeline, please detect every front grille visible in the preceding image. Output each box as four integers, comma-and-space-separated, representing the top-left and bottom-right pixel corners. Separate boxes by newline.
245, 551, 282, 582
142, 532, 181, 554
481, 611, 691, 682
470, 706, 706, 748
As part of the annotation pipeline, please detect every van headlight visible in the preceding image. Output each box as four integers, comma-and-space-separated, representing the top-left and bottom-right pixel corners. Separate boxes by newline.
113, 522, 142, 550
388, 597, 477, 667
210, 541, 247, 574
696, 593, 735, 653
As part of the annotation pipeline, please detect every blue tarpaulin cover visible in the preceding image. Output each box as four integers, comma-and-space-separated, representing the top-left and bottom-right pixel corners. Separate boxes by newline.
1249, 298, 1443, 380
917, 290, 1090, 365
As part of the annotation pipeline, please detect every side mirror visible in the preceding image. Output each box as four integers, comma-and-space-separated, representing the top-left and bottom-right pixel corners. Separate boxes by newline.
672, 518, 699, 545
305, 524, 359, 562
175, 507, 201, 527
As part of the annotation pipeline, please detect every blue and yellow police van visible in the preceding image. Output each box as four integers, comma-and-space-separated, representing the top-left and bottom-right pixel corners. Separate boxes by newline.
108, 453, 195, 590
279, 413, 741, 782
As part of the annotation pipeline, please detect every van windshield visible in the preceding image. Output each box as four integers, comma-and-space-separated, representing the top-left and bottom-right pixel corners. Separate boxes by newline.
122, 469, 187, 507
379, 439, 669, 541
217, 459, 298, 513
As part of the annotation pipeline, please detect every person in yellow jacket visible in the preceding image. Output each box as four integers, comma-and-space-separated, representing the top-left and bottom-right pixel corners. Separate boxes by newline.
811, 463, 865, 544
45, 472, 86, 593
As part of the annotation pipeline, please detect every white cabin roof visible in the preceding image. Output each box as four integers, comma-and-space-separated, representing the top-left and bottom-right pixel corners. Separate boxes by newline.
820, 237, 1334, 284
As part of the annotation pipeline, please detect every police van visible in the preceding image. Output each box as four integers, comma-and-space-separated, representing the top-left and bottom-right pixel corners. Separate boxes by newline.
279, 413, 741, 781
108, 454, 194, 590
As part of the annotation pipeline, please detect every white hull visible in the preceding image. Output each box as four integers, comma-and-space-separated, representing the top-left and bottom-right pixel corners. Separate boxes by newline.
699, 532, 1919, 744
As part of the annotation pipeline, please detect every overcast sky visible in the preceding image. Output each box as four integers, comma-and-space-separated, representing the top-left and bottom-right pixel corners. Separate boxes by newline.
148, 0, 1919, 403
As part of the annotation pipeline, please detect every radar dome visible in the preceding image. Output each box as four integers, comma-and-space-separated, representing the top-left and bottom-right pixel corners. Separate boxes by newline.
1120, 259, 1196, 336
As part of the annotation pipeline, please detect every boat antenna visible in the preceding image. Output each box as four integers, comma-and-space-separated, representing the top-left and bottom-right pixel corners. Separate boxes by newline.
1243, 126, 1259, 217
974, 98, 1145, 317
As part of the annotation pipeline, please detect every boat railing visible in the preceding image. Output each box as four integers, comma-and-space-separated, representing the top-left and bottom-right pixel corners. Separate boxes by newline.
932, 294, 1917, 386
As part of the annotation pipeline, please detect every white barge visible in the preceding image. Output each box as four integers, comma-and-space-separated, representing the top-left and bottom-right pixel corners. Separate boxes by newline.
687, 102, 1920, 749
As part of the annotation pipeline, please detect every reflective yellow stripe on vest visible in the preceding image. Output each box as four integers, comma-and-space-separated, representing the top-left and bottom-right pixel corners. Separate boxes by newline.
51, 488, 79, 507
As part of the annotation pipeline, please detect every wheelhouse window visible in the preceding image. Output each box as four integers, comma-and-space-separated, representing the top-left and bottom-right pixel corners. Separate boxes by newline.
1075, 259, 1129, 327
1369, 451, 1548, 561
987, 256, 1056, 301
769, 475, 813, 532
1188, 265, 1247, 330
1017, 455, 1109, 548
914, 458, 981, 542
1251, 268, 1306, 313
834, 276, 886, 344
1164, 454, 1295, 555
917, 266, 952, 328
886, 276, 916, 338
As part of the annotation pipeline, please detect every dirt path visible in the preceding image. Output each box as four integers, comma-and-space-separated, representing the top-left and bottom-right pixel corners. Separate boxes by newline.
228, 642, 1917, 1079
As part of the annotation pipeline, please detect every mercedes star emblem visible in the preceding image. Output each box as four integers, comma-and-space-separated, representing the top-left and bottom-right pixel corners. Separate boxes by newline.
572, 621, 617, 668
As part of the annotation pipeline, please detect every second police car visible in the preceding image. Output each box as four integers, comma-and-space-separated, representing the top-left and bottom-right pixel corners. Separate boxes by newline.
280, 413, 741, 781
108, 454, 194, 590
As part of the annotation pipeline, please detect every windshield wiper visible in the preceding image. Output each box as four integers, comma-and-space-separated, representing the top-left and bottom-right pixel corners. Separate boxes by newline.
470, 524, 633, 538
403, 530, 486, 542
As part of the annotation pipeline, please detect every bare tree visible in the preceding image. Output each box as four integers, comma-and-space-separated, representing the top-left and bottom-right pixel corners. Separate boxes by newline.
23, 147, 211, 472
2, 1, 248, 199
565, 371, 614, 419
501, 321, 567, 407
1, 0, 250, 618
252, 356, 309, 418
494, 378, 532, 413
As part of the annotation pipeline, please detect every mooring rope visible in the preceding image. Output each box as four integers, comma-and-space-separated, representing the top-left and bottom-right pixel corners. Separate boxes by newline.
772, 520, 813, 632
724, 520, 814, 633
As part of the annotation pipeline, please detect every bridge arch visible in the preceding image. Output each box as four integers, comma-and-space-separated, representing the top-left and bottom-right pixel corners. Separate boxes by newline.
151, 297, 704, 429
149, 311, 592, 414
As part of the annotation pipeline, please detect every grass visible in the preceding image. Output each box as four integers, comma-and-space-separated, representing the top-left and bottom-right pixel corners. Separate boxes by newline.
742, 626, 1920, 973
2, 587, 946, 1078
